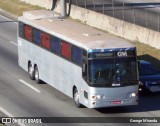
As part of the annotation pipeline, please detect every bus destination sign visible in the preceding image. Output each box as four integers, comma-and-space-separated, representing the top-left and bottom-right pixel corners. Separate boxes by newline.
95, 52, 113, 57
88, 52, 113, 58
89, 50, 136, 58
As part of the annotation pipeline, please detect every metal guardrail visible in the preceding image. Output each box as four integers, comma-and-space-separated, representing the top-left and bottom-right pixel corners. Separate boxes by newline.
68, 0, 160, 32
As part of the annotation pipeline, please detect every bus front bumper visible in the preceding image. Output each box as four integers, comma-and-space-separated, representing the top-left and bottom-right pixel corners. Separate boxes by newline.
86, 98, 138, 108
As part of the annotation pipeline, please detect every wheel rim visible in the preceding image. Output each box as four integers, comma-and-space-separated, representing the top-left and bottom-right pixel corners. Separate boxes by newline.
35, 68, 39, 81
74, 89, 79, 105
29, 65, 33, 77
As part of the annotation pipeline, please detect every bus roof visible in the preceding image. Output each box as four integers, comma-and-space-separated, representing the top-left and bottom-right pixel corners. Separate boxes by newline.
19, 10, 135, 50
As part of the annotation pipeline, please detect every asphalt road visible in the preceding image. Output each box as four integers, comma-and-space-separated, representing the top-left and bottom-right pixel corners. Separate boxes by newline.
72, 0, 160, 31
0, 15, 160, 126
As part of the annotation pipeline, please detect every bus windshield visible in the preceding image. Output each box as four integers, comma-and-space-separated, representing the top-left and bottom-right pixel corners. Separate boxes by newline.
88, 58, 137, 86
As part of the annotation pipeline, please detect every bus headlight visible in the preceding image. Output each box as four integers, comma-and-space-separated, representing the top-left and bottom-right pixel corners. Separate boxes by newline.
91, 95, 105, 100
129, 92, 138, 97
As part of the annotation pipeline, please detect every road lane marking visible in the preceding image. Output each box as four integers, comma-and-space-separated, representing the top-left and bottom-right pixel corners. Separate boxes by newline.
19, 79, 41, 93
0, 106, 26, 126
0, 106, 13, 117
9, 41, 17, 46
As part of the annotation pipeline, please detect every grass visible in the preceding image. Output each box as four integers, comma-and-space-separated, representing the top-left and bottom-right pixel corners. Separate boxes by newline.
135, 41, 160, 69
0, 0, 160, 69
0, 0, 43, 16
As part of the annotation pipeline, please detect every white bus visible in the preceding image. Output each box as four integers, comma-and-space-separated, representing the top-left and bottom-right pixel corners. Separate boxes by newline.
18, 10, 138, 108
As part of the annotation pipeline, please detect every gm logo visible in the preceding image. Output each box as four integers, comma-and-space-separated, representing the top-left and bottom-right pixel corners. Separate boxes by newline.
117, 51, 127, 57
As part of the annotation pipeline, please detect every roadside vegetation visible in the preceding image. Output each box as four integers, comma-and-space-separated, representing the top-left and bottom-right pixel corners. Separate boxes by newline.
135, 41, 160, 69
0, 0, 43, 16
0, 0, 160, 68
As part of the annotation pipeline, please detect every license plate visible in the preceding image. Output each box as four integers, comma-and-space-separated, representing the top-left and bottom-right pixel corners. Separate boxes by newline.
111, 100, 121, 104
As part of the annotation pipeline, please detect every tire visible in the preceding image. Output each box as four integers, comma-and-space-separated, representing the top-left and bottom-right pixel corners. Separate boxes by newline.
73, 88, 82, 108
34, 66, 41, 84
28, 63, 35, 80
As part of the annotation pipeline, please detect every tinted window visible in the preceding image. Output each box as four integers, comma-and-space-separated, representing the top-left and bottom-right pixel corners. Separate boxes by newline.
24, 25, 32, 41
32, 28, 41, 45
88, 57, 137, 86
51, 36, 61, 54
71, 46, 82, 65
61, 41, 71, 59
89, 59, 114, 84
41, 32, 50, 49
115, 58, 137, 82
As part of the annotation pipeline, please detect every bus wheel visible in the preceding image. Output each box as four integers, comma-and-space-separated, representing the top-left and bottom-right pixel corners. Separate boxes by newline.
28, 63, 35, 80
35, 66, 41, 84
73, 88, 81, 108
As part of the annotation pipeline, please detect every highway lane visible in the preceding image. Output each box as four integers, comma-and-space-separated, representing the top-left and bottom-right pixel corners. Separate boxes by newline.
0, 15, 160, 126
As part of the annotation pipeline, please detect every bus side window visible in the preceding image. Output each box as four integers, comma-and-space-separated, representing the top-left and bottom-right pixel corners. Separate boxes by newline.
24, 25, 32, 42
41, 32, 50, 49
82, 60, 87, 80
61, 41, 71, 60
32, 28, 41, 45
51, 36, 61, 55
19, 22, 24, 38
71, 46, 82, 65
